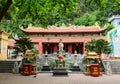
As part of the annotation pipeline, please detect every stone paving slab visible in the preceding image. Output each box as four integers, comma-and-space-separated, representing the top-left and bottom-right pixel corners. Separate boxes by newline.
0, 73, 120, 84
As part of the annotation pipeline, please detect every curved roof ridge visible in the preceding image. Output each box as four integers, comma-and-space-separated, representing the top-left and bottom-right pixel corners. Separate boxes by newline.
20, 25, 106, 33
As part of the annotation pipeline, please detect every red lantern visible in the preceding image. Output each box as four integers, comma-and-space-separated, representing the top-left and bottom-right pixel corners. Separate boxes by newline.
76, 43, 78, 46
47, 43, 50, 46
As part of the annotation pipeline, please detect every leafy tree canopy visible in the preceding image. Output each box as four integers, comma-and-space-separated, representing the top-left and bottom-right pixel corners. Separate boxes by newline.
85, 39, 112, 55
14, 37, 34, 55
0, 0, 119, 37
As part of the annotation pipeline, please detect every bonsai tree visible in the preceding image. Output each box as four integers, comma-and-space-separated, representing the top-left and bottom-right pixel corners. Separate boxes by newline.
95, 39, 112, 55
13, 37, 34, 56
85, 39, 112, 55
85, 39, 96, 52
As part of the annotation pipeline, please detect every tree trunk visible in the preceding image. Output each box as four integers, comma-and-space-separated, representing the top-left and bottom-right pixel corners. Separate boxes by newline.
0, 0, 12, 21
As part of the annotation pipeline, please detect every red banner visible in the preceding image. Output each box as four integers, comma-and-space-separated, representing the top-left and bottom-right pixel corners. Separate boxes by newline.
90, 64, 100, 77
22, 65, 32, 75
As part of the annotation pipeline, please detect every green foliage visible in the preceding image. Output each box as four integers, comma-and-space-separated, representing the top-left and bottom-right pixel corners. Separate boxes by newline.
69, 62, 74, 68
95, 39, 112, 54
82, 57, 86, 64
24, 58, 34, 63
73, 13, 97, 26
0, 0, 120, 36
86, 39, 112, 54
103, 23, 114, 36
85, 39, 96, 52
14, 37, 34, 55
36, 64, 41, 71
50, 61, 56, 68
31, 48, 39, 55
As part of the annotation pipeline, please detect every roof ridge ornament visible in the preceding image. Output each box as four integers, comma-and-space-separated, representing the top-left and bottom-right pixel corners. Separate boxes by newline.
19, 25, 24, 30
94, 22, 99, 26
12, 33, 19, 41
93, 22, 101, 29
103, 24, 107, 29
28, 23, 33, 28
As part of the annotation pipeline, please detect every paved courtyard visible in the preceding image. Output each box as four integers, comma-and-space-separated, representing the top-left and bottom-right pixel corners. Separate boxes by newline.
0, 73, 120, 84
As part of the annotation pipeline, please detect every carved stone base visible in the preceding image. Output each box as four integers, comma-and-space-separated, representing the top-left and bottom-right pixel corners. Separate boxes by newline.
53, 67, 68, 76
70, 66, 80, 71
42, 66, 50, 71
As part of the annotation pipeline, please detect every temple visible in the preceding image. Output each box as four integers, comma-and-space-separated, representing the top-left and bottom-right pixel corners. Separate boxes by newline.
20, 25, 106, 54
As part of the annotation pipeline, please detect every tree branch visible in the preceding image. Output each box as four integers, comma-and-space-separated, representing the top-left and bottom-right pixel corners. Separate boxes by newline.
0, 0, 12, 21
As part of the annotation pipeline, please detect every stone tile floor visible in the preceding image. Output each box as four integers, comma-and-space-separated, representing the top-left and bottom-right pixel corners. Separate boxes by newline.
0, 73, 120, 84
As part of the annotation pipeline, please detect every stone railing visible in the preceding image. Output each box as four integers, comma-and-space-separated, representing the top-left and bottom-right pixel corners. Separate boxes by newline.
38, 53, 85, 70
102, 60, 120, 74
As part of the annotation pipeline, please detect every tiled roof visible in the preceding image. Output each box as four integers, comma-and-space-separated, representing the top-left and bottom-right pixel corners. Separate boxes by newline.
20, 26, 106, 34
8, 39, 15, 47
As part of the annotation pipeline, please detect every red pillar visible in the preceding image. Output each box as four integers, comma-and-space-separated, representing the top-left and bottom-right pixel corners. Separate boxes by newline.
83, 42, 86, 54
38, 40, 43, 55
83, 42, 85, 54
50, 44, 52, 53
53, 43, 58, 53
68, 44, 72, 54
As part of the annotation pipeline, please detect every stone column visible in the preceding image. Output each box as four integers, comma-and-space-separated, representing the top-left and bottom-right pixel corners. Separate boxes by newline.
45, 51, 48, 66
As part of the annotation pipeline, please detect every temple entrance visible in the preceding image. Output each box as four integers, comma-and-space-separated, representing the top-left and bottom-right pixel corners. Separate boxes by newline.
43, 43, 54, 54
42, 42, 84, 54
72, 43, 83, 54
63, 43, 68, 52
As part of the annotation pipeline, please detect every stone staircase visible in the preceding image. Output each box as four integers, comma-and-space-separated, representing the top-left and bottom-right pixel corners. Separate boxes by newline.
0, 60, 20, 73
102, 60, 120, 74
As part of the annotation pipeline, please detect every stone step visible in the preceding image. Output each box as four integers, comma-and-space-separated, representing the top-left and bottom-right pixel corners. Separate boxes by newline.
102, 60, 120, 74
0, 60, 20, 73
41, 66, 51, 71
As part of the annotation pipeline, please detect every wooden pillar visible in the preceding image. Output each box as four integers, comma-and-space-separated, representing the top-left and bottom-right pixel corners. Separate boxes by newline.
53, 43, 58, 53
50, 44, 53, 53
83, 42, 86, 54
68, 44, 72, 54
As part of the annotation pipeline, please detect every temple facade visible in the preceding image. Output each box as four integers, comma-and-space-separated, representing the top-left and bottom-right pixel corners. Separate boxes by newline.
20, 25, 106, 54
